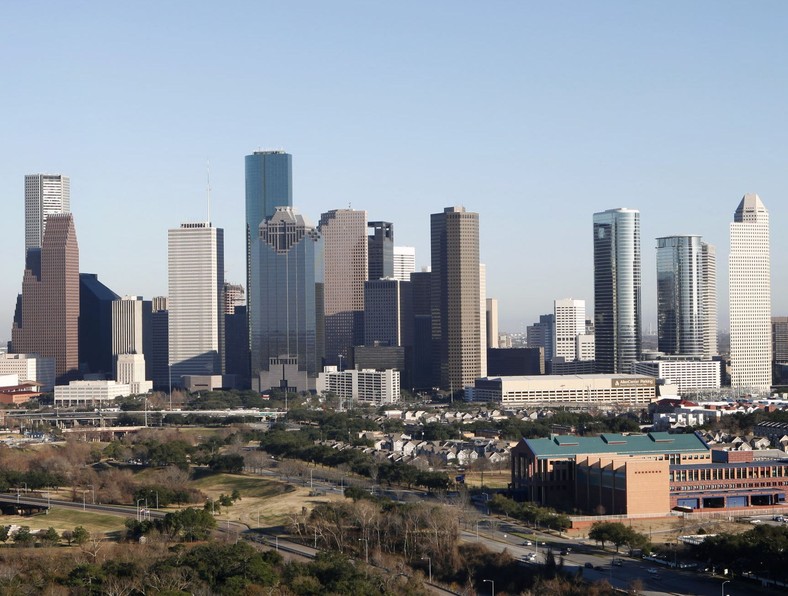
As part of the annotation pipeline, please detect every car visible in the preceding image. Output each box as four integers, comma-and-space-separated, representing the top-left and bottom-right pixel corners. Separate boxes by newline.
647, 568, 659, 575
774, 515, 785, 522
522, 540, 533, 546
584, 562, 594, 569
612, 558, 623, 567
560, 549, 569, 556
750, 519, 763, 524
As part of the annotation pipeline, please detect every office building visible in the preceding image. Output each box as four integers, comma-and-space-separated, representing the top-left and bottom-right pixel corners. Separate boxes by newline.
593, 208, 642, 373
487, 348, 544, 376
245, 150, 293, 381
364, 278, 413, 348
319, 209, 368, 367
111, 296, 152, 377
656, 236, 717, 358
168, 222, 224, 383
393, 246, 416, 281
729, 194, 771, 391
368, 221, 394, 280
11, 214, 79, 383
116, 353, 152, 394
78, 273, 119, 377
25, 174, 70, 251
0, 353, 56, 392
225, 305, 250, 389
631, 358, 722, 392
431, 206, 481, 391
479, 264, 488, 379
554, 299, 587, 361
410, 270, 433, 390
54, 380, 131, 407
223, 283, 245, 315
251, 207, 320, 391
150, 299, 169, 389
526, 314, 555, 360
486, 298, 499, 349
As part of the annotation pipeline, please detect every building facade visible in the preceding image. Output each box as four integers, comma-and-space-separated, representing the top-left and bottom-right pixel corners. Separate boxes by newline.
393, 246, 416, 281
168, 222, 224, 383
593, 208, 642, 373
554, 299, 587, 361
363, 278, 413, 348
368, 221, 394, 280
25, 174, 70, 251
78, 273, 118, 377
111, 296, 152, 378
431, 206, 481, 391
486, 298, 499, 350
527, 314, 555, 360
631, 358, 722, 392
316, 367, 400, 406
319, 209, 368, 367
656, 236, 716, 358
251, 207, 320, 391
54, 380, 131, 407
0, 353, 56, 392
729, 194, 771, 391
11, 213, 80, 383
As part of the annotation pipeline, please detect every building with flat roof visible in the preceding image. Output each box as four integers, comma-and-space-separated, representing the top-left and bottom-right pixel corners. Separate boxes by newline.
316, 366, 400, 407
393, 246, 416, 281
0, 353, 56, 392
54, 380, 131, 407
473, 374, 656, 407
631, 358, 721, 392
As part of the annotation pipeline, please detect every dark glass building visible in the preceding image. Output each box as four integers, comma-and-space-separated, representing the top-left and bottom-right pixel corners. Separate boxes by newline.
367, 221, 394, 280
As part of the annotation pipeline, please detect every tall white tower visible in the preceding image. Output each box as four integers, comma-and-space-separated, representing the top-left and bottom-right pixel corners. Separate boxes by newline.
25, 174, 70, 251
554, 299, 587, 361
393, 246, 416, 281
729, 194, 771, 391
168, 222, 225, 383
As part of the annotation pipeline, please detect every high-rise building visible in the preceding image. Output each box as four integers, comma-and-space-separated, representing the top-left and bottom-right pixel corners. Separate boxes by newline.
78, 273, 118, 376
111, 296, 152, 378
729, 194, 771, 391
479, 264, 488, 379
25, 174, 70, 251
168, 222, 224, 383
319, 209, 368, 367
368, 222, 394, 280
393, 246, 416, 281
223, 283, 245, 315
364, 278, 413, 348
251, 207, 320, 391
431, 206, 481, 391
593, 208, 642, 373
527, 314, 555, 360
11, 213, 79, 383
554, 299, 587, 361
701, 242, 718, 357
773, 317, 788, 364
245, 151, 293, 380
486, 298, 499, 349
410, 270, 433, 390
656, 236, 716, 358
150, 298, 169, 389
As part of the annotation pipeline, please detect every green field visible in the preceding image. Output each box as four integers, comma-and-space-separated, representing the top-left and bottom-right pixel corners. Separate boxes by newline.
0, 507, 127, 536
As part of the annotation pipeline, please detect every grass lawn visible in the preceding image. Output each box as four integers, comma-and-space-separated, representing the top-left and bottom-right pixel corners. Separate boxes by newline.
0, 508, 127, 536
461, 468, 510, 489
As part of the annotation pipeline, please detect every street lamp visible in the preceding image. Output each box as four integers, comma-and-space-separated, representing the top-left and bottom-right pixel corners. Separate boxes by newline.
721, 580, 730, 596
358, 538, 369, 564
136, 498, 145, 522
483, 578, 495, 596
421, 556, 432, 583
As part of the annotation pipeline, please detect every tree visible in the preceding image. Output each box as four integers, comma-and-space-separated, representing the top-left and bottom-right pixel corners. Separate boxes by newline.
38, 527, 60, 547
72, 525, 90, 545
12, 526, 34, 547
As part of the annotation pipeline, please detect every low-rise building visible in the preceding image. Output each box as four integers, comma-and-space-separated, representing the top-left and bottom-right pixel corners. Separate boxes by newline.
54, 380, 131, 407
631, 358, 722, 392
316, 367, 400, 406
0, 353, 56, 392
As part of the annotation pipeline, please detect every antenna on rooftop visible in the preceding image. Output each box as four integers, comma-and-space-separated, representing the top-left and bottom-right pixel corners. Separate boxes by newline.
206, 159, 211, 224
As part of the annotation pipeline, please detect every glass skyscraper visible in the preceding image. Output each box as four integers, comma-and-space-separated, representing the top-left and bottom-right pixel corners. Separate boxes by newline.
245, 151, 293, 384
656, 235, 716, 357
250, 207, 320, 390
593, 208, 641, 373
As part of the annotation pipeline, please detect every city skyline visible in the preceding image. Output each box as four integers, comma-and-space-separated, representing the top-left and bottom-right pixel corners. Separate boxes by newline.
3, 3, 788, 338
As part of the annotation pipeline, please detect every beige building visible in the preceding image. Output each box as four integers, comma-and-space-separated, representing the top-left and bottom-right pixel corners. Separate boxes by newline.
319, 209, 368, 366
431, 206, 481, 391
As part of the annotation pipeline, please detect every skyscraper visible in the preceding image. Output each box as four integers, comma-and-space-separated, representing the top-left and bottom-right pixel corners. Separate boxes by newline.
364, 278, 413, 348
245, 151, 293, 378
486, 298, 499, 349
368, 221, 394, 280
554, 299, 587, 361
251, 207, 320, 391
111, 296, 153, 378
729, 194, 771, 391
168, 222, 224, 383
11, 213, 79, 383
78, 273, 118, 376
150, 298, 169, 389
656, 236, 716, 357
319, 209, 368, 367
393, 246, 416, 281
593, 208, 641, 373
25, 174, 70, 251
431, 206, 481, 391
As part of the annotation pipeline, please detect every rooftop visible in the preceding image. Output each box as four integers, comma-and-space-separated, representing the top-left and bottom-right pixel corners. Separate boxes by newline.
524, 431, 709, 458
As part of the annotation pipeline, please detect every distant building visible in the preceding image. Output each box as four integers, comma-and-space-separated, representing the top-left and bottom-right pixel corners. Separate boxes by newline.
554, 299, 588, 361
316, 367, 400, 406
0, 353, 56, 392
78, 273, 118, 377
11, 214, 80, 384
168, 222, 224, 383
392, 246, 416, 281
364, 278, 413, 348
368, 222, 394, 280
25, 173, 70, 251
150, 299, 169, 389
526, 314, 554, 360
111, 296, 152, 378
631, 358, 722, 392
487, 348, 544, 376
486, 298, 499, 350
729, 194, 771, 391
54, 380, 131, 407
116, 353, 152, 395
410, 270, 432, 390
593, 208, 642, 373
223, 282, 245, 315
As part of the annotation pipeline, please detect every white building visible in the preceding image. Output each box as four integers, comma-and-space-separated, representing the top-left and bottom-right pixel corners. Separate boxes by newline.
168, 222, 224, 384
25, 174, 70, 251
392, 246, 416, 281
554, 298, 587, 361
54, 380, 131, 407
486, 298, 499, 349
472, 374, 656, 407
576, 334, 596, 361
631, 358, 721, 392
116, 353, 152, 395
316, 366, 400, 406
479, 264, 487, 378
0, 353, 56, 392
729, 194, 771, 391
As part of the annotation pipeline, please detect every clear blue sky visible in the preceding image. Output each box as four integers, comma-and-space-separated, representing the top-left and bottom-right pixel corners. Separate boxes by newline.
2, 1, 787, 341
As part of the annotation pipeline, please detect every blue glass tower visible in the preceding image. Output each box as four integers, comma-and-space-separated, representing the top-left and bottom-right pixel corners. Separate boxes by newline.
250, 207, 320, 390
245, 151, 293, 384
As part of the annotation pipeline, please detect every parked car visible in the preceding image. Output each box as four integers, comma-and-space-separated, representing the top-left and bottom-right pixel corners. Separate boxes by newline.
612, 558, 624, 567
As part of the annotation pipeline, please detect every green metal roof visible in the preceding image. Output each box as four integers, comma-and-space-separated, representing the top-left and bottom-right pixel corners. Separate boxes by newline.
524, 431, 709, 459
